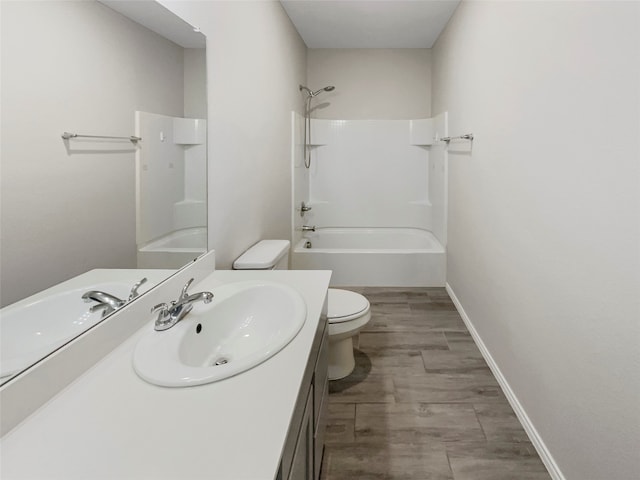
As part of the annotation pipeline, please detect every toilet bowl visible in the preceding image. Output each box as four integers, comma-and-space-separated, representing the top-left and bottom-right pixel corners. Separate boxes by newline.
234, 240, 371, 380
326, 288, 371, 380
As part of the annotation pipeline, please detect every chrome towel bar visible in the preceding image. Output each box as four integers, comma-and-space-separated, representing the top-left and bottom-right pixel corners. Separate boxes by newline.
441, 133, 473, 142
61, 132, 141, 142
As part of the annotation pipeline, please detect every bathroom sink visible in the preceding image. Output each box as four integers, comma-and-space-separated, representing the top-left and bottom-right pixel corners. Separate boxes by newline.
133, 280, 307, 387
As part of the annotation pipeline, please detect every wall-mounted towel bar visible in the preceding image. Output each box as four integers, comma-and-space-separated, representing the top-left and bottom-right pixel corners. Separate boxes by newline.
441, 133, 473, 142
61, 132, 142, 142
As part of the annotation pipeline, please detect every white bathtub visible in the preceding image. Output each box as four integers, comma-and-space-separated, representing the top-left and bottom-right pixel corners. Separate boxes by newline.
291, 228, 445, 287
137, 227, 207, 269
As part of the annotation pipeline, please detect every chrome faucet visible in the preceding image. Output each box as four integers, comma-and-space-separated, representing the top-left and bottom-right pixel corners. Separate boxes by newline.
300, 201, 312, 217
152, 278, 213, 331
302, 225, 316, 232
82, 277, 148, 317
82, 291, 125, 317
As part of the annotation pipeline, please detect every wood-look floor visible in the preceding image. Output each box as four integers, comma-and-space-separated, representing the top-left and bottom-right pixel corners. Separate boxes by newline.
320, 287, 551, 480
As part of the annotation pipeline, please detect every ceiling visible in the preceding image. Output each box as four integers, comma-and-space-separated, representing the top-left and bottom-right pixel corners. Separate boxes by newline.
280, 0, 461, 49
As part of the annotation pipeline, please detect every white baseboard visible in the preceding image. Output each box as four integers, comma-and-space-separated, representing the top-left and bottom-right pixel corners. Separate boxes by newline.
445, 283, 565, 480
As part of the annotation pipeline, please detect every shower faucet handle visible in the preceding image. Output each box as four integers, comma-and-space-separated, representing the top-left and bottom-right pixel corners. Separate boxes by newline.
300, 201, 312, 216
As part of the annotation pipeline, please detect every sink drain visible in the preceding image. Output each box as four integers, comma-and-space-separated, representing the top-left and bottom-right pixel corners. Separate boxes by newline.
213, 357, 229, 366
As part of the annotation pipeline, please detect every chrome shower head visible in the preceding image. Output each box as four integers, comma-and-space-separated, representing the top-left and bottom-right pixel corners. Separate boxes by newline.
312, 85, 335, 96
300, 84, 335, 98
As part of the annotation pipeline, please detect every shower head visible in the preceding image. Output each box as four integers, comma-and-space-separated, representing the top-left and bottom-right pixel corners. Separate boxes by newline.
312, 85, 335, 97
299, 84, 335, 98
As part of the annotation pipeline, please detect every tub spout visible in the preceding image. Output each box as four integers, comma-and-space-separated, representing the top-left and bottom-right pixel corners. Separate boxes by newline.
302, 225, 316, 232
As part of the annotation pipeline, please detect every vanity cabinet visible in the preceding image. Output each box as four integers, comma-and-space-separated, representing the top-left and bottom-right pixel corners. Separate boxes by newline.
278, 309, 329, 480
288, 387, 314, 480
313, 327, 329, 480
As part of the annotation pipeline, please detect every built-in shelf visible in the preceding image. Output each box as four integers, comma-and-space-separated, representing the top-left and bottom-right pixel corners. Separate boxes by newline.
409, 119, 435, 146
173, 118, 206, 145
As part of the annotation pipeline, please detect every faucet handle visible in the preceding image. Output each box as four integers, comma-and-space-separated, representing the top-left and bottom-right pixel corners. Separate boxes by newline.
89, 303, 109, 314
151, 302, 169, 315
300, 201, 312, 217
152, 302, 174, 331
128, 277, 148, 301
179, 278, 195, 300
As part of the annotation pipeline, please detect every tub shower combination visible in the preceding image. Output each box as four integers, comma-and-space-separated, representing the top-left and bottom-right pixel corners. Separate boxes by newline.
291, 104, 448, 287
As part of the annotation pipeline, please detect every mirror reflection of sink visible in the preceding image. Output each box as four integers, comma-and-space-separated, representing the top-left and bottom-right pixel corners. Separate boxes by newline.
0, 282, 142, 380
133, 280, 307, 387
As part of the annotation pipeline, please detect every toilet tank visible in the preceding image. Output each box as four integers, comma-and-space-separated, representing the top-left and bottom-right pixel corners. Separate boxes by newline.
233, 240, 290, 270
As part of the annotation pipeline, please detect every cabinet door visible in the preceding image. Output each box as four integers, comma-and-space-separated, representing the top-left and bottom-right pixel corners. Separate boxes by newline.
313, 328, 329, 480
314, 377, 328, 480
288, 388, 313, 480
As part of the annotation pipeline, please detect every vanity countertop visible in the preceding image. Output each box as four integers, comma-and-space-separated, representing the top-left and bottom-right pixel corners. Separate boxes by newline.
0, 270, 331, 480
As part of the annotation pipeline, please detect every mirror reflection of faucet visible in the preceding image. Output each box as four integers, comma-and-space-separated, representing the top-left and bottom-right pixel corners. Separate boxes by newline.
82, 277, 148, 317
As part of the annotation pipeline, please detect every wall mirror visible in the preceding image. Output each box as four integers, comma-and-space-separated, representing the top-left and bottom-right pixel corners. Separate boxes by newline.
0, 0, 207, 385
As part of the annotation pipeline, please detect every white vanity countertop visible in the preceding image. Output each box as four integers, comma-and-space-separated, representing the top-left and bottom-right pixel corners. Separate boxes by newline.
0, 270, 331, 480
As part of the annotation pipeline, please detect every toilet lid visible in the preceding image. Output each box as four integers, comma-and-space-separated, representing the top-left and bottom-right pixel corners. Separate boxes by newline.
232, 240, 290, 269
327, 289, 370, 324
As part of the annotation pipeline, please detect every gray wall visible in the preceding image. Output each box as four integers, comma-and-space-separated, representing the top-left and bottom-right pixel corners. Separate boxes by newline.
307, 48, 431, 119
0, 1, 185, 306
432, 1, 640, 478
162, 0, 308, 269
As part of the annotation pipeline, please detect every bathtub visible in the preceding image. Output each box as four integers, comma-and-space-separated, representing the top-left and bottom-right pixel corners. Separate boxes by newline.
291, 228, 445, 287
137, 227, 207, 269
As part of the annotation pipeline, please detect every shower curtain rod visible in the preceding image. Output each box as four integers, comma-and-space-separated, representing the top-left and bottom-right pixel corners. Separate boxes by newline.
61, 132, 142, 142
441, 133, 474, 142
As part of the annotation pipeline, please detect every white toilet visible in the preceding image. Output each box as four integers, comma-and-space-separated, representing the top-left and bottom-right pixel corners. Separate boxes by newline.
233, 240, 371, 380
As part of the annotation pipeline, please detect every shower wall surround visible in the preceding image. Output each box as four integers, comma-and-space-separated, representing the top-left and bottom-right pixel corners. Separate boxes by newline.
292, 112, 309, 248
429, 112, 448, 245
306, 118, 440, 231
135, 111, 207, 268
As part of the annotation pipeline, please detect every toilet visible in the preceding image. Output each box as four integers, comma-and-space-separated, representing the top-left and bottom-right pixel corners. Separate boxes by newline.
233, 240, 371, 380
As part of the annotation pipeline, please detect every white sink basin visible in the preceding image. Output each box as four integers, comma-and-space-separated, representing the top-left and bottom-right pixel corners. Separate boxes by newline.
133, 280, 307, 387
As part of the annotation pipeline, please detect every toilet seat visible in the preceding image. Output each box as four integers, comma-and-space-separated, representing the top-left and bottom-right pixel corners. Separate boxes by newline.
327, 289, 370, 323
